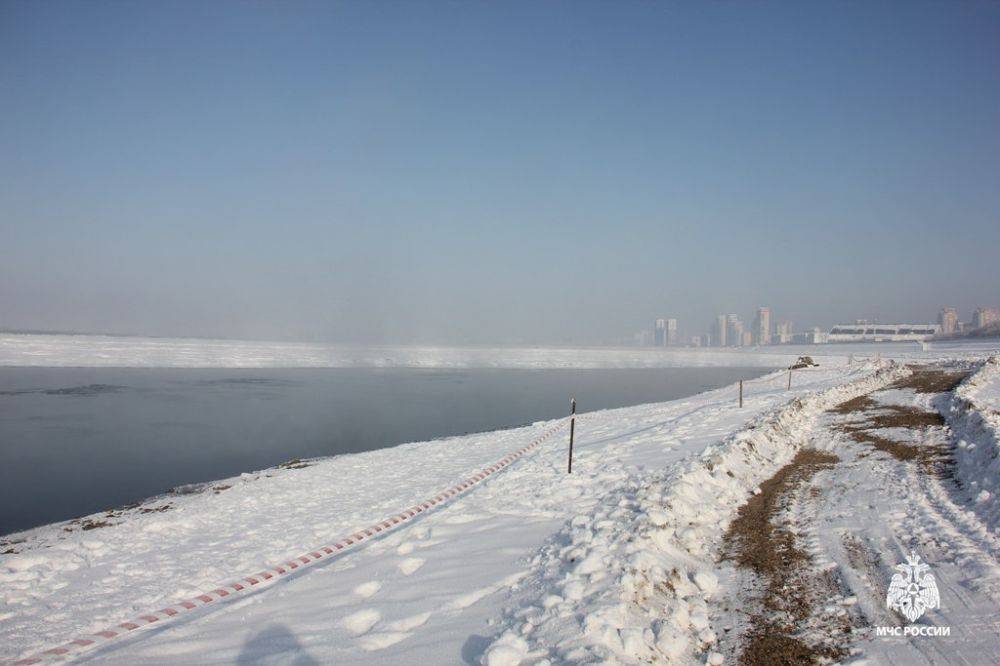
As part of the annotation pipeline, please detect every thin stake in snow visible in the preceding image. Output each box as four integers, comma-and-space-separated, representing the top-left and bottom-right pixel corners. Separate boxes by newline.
788, 367, 792, 390
739, 380, 743, 408
567, 397, 576, 473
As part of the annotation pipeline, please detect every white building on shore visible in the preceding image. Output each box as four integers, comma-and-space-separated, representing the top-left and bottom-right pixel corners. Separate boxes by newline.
827, 322, 939, 343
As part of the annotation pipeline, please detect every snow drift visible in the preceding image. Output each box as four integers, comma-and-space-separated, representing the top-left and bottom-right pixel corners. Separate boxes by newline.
947, 355, 1000, 530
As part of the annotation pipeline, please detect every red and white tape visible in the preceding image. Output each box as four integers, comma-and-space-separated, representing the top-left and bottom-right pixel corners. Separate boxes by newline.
14, 418, 572, 664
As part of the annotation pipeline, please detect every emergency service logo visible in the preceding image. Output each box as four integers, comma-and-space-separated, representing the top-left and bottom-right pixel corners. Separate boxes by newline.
876, 551, 949, 637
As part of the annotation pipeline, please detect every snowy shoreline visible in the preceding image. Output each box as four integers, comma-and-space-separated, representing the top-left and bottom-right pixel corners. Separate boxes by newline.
0, 362, 892, 661
2, 351, 999, 664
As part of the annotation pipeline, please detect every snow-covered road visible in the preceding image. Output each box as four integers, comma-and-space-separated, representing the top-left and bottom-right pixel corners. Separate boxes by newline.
706, 362, 1000, 663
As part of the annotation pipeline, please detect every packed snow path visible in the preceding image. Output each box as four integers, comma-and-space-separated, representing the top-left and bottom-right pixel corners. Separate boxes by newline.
1, 362, 893, 664
715, 364, 1000, 664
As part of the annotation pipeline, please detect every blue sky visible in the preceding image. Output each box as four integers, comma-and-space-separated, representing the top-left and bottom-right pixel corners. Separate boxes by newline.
2, 1, 999, 344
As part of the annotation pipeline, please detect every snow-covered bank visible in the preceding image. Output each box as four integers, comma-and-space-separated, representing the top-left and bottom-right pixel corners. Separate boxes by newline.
948, 356, 1000, 530
6, 354, 1000, 665
2, 333, 997, 369
480, 363, 909, 665
1, 363, 885, 664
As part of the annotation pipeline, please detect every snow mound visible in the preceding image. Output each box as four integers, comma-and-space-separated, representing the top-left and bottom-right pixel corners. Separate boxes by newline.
948, 356, 1000, 530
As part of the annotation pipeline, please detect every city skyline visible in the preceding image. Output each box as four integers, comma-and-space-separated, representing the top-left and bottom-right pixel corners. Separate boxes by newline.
634, 304, 998, 348
3, 301, 997, 348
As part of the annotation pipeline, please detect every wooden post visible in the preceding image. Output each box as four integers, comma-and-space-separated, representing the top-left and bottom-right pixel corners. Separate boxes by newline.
739, 380, 743, 408
787, 367, 792, 390
567, 398, 576, 474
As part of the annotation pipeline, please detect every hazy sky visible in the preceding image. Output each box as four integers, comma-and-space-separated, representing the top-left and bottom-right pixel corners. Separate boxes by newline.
2, 1, 999, 345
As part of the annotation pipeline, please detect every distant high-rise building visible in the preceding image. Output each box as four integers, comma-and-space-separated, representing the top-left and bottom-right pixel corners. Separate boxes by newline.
714, 315, 728, 347
973, 307, 1000, 330
742, 330, 753, 347
753, 307, 772, 345
775, 321, 793, 344
666, 318, 678, 346
691, 335, 703, 347
654, 318, 666, 346
726, 314, 743, 347
938, 307, 958, 335
792, 327, 828, 345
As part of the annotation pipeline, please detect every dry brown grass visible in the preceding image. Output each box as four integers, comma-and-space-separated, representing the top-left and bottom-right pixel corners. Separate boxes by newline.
830, 394, 878, 415
832, 369, 953, 471
890, 368, 969, 394
724, 449, 848, 665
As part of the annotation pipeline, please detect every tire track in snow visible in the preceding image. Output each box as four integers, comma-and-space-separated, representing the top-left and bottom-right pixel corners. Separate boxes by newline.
754, 365, 1000, 664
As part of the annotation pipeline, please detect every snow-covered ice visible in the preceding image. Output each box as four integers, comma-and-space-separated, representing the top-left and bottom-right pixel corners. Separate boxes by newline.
2, 332, 996, 370
0, 334, 796, 369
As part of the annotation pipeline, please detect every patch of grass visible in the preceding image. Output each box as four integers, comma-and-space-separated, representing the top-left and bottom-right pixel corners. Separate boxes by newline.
723, 449, 848, 665
844, 428, 950, 476
864, 404, 944, 429
832, 374, 951, 473
726, 450, 839, 574
740, 631, 846, 666
890, 368, 969, 394
831, 394, 878, 414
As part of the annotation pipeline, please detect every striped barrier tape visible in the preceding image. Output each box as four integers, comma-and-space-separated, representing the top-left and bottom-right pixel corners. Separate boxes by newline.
14, 417, 573, 664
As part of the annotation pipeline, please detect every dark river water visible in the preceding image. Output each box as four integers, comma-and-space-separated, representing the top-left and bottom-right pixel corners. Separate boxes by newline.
0, 366, 769, 535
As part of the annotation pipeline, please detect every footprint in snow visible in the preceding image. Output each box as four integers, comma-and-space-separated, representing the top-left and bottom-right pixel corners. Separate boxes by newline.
359, 632, 411, 651
448, 586, 495, 610
341, 609, 381, 636
398, 557, 425, 575
353, 581, 381, 598
387, 611, 431, 632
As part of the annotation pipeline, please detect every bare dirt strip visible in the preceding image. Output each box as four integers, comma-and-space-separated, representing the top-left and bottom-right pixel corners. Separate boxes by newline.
723, 449, 848, 665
